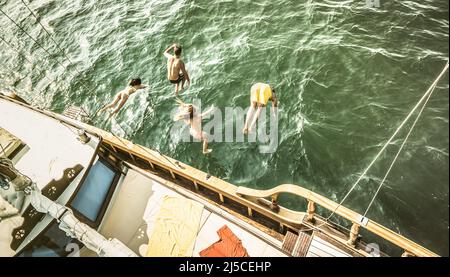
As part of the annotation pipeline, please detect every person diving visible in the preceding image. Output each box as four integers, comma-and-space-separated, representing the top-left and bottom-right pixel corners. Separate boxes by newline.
97, 78, 148, 118
243, 82, 278, 135
173, 99, 214, 154
163, 44, 191, 96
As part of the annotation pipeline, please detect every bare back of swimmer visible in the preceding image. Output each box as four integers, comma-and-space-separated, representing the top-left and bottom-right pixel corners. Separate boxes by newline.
164, 44, 191, 96
98, 78, 148, 118
174, 102, 214, 154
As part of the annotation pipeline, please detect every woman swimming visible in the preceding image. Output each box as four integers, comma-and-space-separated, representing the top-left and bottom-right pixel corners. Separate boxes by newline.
98, 78, 148, 118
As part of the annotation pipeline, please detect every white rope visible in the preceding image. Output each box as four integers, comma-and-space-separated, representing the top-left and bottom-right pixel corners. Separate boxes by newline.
298, 61, 449, 233
327, 60, 449, 220
363, 73, 440, 217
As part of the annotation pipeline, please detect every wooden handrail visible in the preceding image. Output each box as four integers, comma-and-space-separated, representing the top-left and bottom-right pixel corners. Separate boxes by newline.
236, 184, 439, 257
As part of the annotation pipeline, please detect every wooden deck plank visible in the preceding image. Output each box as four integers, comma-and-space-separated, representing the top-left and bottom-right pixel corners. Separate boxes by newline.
308, 236, 351, 257
282, 231, 298, 254
292, 232, 312, 257
309, 246, 333, 257
306, 251, 319, 257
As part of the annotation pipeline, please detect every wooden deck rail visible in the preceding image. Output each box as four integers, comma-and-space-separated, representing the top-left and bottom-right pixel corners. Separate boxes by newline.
235, 184, 439, 257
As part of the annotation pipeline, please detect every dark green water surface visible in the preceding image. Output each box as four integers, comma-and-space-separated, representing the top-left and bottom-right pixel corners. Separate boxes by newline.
1, 0, 448, 255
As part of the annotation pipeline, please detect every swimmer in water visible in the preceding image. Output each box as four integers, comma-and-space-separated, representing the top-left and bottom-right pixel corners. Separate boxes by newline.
164, 43, 191, 95
174, 100, 214, 154
97, 78, 148, 118
243, 83, 278, 134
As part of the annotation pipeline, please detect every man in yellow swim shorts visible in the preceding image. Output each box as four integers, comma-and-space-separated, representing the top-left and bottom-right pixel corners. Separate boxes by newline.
243, 83, 278, 134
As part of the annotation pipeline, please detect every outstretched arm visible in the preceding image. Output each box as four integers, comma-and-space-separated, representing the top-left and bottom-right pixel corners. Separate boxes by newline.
271, 93, 278, 118
175, 98, 185, 106
163, 44, 175, 59
180, 62, 190, 84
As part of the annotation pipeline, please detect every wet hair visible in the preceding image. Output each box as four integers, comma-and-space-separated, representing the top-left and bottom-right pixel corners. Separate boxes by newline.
188, 105, 194, 120
129, 78, 142, 86
174, 44, 182, 56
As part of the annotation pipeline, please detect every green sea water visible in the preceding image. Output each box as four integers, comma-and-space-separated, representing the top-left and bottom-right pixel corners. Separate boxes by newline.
0, 0, 448, 256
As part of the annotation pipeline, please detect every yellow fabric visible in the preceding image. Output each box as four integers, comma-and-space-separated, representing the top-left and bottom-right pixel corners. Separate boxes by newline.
146, 195, 204, 257
0, 127, 22, 158
250, 83, 272, 105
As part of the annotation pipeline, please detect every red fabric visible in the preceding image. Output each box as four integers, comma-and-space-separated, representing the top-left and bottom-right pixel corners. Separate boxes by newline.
199, 225, 249, 257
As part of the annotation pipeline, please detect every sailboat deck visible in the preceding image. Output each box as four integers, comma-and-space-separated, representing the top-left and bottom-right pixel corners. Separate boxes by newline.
79, 164, 358, 257
0, 96, 357, 257
306, 235, 352, 257
96, 166, 287, 257
1, 94, 440, 257
0, 98, 99, 191
0, 97, 99, 256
